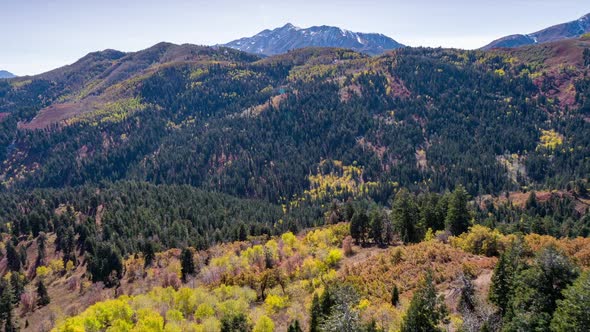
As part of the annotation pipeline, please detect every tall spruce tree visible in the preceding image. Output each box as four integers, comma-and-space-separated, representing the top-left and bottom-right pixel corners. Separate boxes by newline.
309, 293, 321, 332
391, 284, 399, 307
181, 247, 196, 282
288, 320, 303, 332
400, 270, 447, 332
5, 243, 21, 272
350, 210, 369, 245
391, 189, 420, 243
36, 280, 50, 307
0, 281, 16, 331
488, 250, 513, 314
445, 185, 471, 235
503, 247, 578, 331
369, 208, 384, 246
551, 271, 590, 331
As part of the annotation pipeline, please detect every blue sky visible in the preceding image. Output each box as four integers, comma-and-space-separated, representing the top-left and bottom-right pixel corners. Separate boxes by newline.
1, 0, 588, 75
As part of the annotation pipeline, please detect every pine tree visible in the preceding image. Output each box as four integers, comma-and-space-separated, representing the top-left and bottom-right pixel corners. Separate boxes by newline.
391, 284, 399, 307
488, 250, 512, 313
551, 271, 590, 330
445, 185, 471, 235
391, 189, 420, 243
87, 243, 123, 287
36, 280, 50, 306
288, 320, 303, 332
36, 232, 47, 267
0, 281, 17, 331
525, 191, 538, 210
320, 288, 335, 317
369, 208, 384, 246
365, 320, 379, 332
400, 270, 447, 332
9, 273, 24, 303
221, 313, 252, 332
5, 243, 21, 272
180, 247, 196, 282
344, 201, 355, 222
143, 242, 155, 268
458, 273, 475, 313
319, 285, 361, 332
504, 247, 578, 331
350, 210, 368, 245
421, 193, 444, 231
309, 293, 321, 332
237, 223, 248, 241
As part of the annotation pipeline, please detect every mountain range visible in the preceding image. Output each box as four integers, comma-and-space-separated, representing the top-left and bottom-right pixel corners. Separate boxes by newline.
483, 13, 590, 49
1, 14, 590, 332
1, 34, 589, 197
223, 23, 404, 56
0, 70, 15, 79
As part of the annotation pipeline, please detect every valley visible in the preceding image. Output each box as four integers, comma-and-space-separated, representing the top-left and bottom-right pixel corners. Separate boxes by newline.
0, 11, 589, 332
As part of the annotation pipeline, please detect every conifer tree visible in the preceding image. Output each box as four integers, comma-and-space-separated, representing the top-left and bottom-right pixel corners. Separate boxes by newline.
369, 208, 384, 246
391, 284, 399, 307
320, 288, 335, 317
36, 280, 50, 307
350, 210, 368, 245
143, 241, 155, 268
391, 189, 420, 243
221, 313, 251, 332
181, 247, 196, 282
551, 271, 590, 330
400, 270, 447, 332
525, 191, 538, 210
445, 185, 470, 235
36, 232, 47, 267
488, 250, 513, 313
288, 320, 303, 332
0, 281, 17, 331
458, 274, 475, 313
5, 243, 21, 272
309, 293, 321, 332
503, 247, 578, 331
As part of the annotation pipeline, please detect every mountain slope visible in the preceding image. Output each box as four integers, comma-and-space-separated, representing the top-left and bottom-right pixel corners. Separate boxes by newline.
0, 70, 15, 79
483, 13, 590, 49
0, 40, 589, 202
6, 43, 259, 129
224, 23, 404, 55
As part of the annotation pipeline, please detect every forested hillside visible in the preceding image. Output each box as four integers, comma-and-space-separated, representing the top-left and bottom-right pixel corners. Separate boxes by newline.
0, 34, 589, 331
1, 39, 589, 200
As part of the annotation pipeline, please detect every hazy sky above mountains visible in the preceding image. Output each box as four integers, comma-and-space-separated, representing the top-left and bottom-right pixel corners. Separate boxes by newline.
2, 0, 588, 75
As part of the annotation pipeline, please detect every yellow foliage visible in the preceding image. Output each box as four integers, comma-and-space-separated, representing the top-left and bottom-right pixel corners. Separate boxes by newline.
303, 160, 379, 201
166, 309, 184, 323
299, 256, 323, 279
65, 260, 75, 273
49, 259, 64, 274
358, 298, 371, 311
450, 225, 508, 257
134, 308, 165, 332
264, 294, 288, 313
253, 315, 275, 332
201, 317, 221, 332
36, 266, 51, 279
194, 303, 215, 321
494, 68, 506, 76
325, 249, 343, 267
538, 129, 564, 151
68, 97, 148, 125
54, 286, 256, 332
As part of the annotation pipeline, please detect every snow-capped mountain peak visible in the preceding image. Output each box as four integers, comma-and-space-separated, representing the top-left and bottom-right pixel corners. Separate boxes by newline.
224, 23, 404, 56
